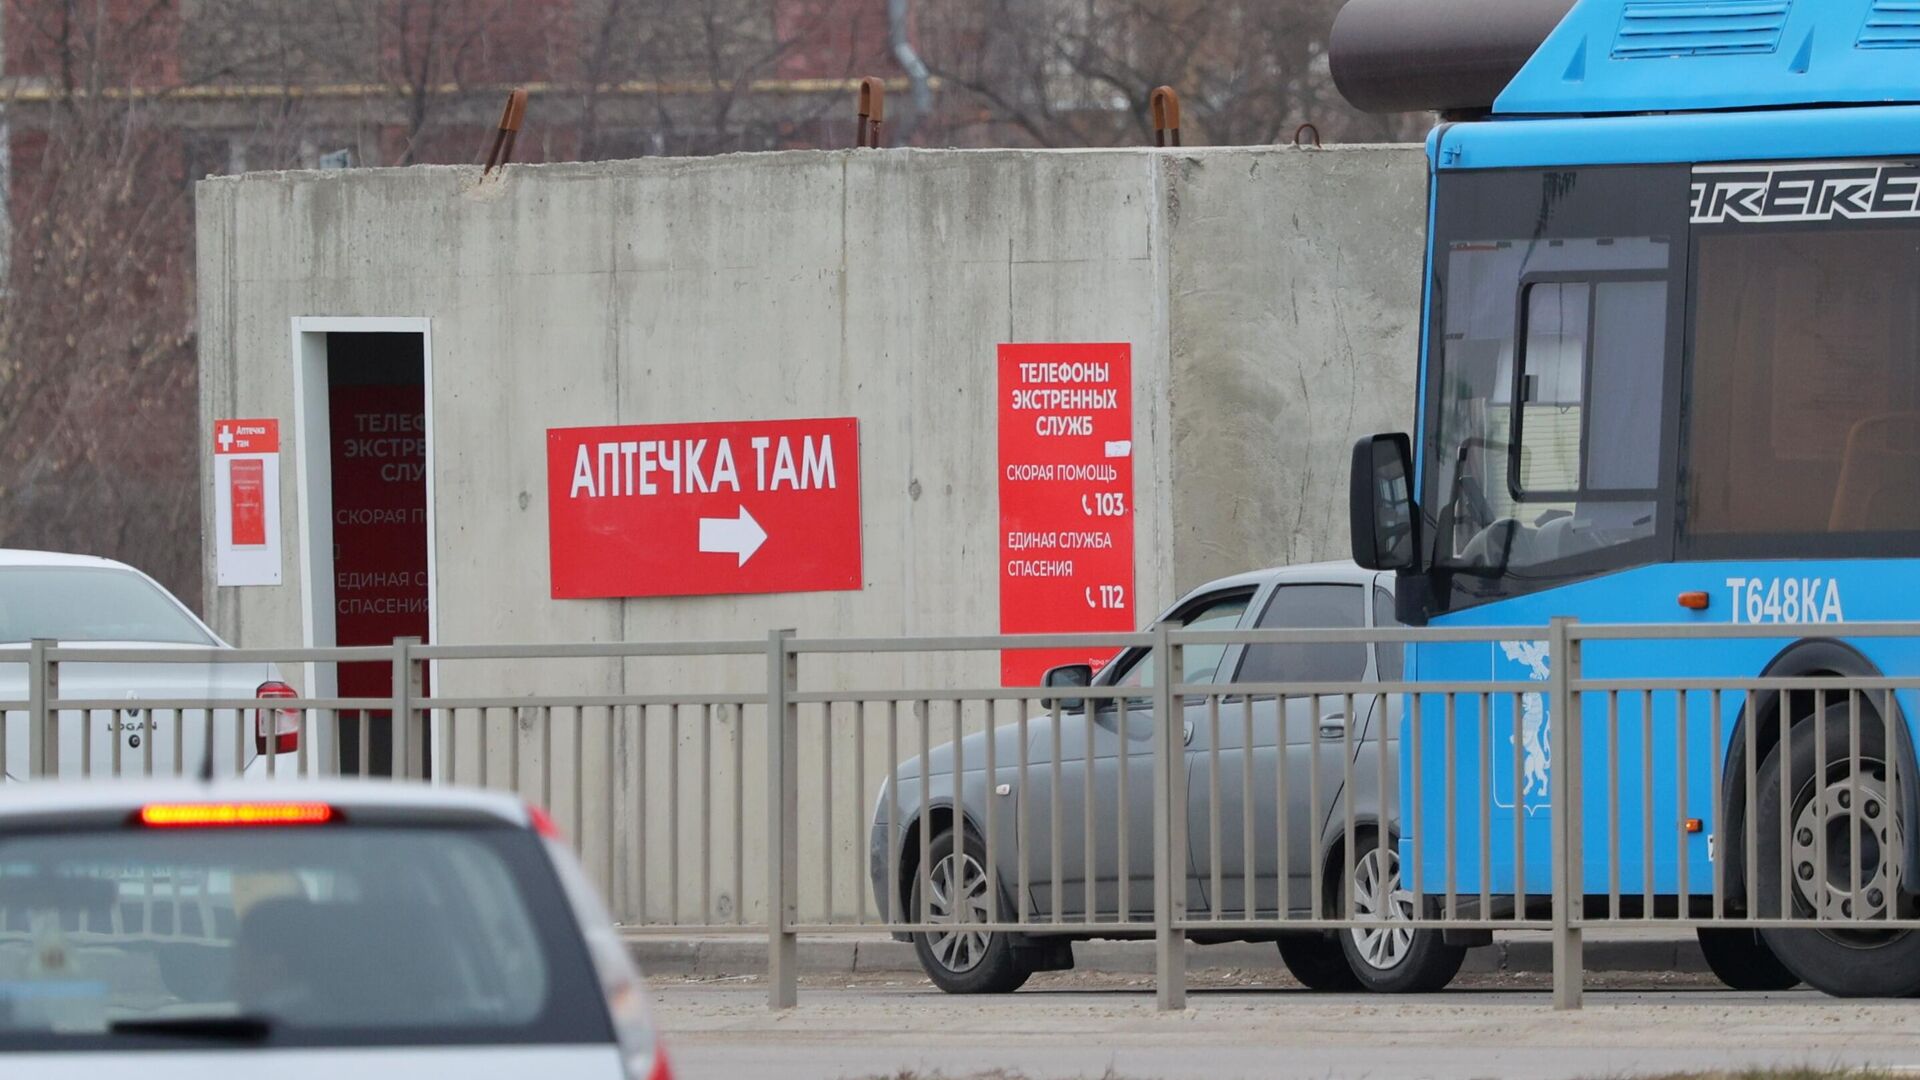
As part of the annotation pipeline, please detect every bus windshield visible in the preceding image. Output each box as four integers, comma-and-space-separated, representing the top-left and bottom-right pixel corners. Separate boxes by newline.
1423, 167, 1685, 610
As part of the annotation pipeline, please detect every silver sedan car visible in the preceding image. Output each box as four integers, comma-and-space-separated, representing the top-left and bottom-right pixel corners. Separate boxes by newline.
870, 561, 1464, 994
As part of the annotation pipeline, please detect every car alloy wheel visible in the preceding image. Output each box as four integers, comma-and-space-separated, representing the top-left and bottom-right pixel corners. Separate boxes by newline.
925, 850, 994, 974
1348, 846, 1416, 971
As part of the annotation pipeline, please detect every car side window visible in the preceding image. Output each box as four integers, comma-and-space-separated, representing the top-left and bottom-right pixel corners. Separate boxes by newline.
1113, 592, 1252, 688
1234, 584, 1367, 684
1373, 586, 1404, 681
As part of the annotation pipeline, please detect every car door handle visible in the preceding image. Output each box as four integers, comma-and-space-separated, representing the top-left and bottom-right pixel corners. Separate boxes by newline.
1318, 714, 1349, 737
1182, 719, 1195, 746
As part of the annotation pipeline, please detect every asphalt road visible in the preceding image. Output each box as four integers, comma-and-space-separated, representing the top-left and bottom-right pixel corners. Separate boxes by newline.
651, 973, 1920, 1080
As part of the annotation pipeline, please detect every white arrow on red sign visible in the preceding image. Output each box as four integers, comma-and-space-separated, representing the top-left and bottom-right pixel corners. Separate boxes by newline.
698, 505, 768, 566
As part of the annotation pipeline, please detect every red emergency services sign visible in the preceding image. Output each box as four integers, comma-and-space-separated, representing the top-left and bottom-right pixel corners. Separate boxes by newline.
547, 418, 862, 599
998, 343, 1136, 686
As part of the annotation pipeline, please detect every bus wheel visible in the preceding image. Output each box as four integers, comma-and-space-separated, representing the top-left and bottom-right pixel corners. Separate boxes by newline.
1695, 928, 1798, 991
1755, 706, 1920, 997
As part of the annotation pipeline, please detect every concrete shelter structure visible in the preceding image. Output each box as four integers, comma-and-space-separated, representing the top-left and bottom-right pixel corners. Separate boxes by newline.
194, 144, 1425, 919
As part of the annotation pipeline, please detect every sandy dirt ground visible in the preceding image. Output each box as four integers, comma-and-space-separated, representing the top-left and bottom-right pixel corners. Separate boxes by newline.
651, 971, 1920, 1080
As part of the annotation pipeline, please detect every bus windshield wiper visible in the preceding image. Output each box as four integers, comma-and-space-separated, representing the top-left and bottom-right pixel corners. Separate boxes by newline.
108, 1015, 273, 1042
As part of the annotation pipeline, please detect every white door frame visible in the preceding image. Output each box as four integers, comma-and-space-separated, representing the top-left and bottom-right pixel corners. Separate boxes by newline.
289, 316, 439, 775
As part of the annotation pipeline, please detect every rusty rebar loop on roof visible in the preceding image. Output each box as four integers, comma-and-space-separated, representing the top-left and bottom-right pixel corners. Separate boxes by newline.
1150, 86, 1181, 148
483, 88, 528, 174
857, 77, 886, 148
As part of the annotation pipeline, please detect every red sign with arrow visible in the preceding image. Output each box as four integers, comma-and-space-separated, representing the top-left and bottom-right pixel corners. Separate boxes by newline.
546, 418, 863, 599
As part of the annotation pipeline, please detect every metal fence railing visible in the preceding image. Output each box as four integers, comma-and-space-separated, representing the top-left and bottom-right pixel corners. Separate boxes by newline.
5, 620, 1919, 1011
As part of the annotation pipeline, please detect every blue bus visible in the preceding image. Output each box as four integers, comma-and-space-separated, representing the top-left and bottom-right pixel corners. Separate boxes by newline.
1336, 0, 1920, 996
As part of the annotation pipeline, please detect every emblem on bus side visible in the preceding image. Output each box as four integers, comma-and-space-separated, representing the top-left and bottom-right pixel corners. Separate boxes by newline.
1496, 640, 1553, 816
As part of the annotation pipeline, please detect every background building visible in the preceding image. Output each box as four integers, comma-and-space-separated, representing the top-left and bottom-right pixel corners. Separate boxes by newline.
0, 0, 1415, 607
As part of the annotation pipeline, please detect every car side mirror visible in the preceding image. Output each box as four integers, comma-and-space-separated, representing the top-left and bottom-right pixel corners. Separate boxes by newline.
1041, 663, 1093, 713
1350, 433, 1421, 572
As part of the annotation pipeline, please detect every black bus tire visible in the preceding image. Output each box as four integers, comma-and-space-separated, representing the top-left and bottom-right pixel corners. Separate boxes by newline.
1755, 708, 1920, 998
1695, 928, 1799, 991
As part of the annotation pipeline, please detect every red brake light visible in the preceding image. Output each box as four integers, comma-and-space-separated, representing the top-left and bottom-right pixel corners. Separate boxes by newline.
527, 803, 563, 839
254, 680, 301, 755
139, 802, 336, 827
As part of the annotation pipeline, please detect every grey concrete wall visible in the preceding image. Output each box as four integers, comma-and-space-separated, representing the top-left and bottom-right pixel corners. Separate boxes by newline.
195, 143, 1427, 922
1163, 150, 1427, 592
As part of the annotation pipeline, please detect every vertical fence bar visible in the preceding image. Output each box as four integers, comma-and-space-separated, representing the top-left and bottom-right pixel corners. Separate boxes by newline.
1117, 695, 1132, 923
604, 706, 617, 907
1153, 621, 1186, 1010
918, 702, 932, 928
634, 706, 647, 925
1478, 693, 1491, 921
1642, 689, 1654, 919
391, 638, 416, 779
1310, 693, 1324, 921
823, 702, 836, 926
1884, 688, 1897, 925
26, 640, 53, 778
1342, 692, 1357, 924
1208, 694, 1222, 922
858, 702, 872, 924
572, 707, 585, 857
1408, 694, 1422, 928
950, 700, 966, 939
1744, 689, 1759, 919
982, 699, 996, 933
1608, 692, 1621, 920
1050, 698, 1063, 924
1549, 617, 1581, 1010
1720, 687, 1735, 914
1275, 693, 1290, 923
1779, 689, 1793, 925
1087, 694, 1100, 922
1814, 689, 1828, 926
733, 704, 746, 927
1849, 690, 1862, 919
702, 704, 714, 925
1017, 700, 1031, 926
766, 630, 799, 1009
1444, 694, 1457, 920
886, 701, 901, 926
1677, 691, 1690, 919
668, 707, 681, 926
1376, 685, 1392, 930
1243, 695, 1256, 917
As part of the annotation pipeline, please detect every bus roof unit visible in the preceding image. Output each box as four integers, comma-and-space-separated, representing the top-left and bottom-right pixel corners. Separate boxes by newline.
1334, 0, 1920, 118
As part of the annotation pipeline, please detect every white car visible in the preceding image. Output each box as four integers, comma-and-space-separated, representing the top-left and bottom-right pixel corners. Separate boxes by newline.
0, 550, 307, 780
0, 780, 670, 1078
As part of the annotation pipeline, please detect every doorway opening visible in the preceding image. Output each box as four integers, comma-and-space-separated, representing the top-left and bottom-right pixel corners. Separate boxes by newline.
291, 319, 435, 777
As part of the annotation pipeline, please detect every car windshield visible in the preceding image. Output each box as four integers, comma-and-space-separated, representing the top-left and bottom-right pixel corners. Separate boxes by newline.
0, 822, 612, 1051
0, 567, 214, 645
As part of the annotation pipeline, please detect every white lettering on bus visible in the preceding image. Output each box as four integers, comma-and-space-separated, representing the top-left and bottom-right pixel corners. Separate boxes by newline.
1724, 576, 1845, 625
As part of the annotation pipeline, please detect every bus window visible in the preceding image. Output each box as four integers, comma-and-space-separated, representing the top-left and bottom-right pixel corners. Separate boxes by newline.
1685, 226, 1920, 554
1432, 244, 1668, 579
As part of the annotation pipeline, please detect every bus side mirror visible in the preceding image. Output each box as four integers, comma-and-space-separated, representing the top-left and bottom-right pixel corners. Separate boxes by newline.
1041, 663, 1092, 713
1350, 433, 1421, 572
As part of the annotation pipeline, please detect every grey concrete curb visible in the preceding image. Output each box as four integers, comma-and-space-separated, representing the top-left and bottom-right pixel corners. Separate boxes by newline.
625, 935, 1709, 978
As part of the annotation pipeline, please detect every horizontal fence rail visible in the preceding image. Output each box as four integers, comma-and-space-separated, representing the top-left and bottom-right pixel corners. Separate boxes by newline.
8, 620, 1920, 1010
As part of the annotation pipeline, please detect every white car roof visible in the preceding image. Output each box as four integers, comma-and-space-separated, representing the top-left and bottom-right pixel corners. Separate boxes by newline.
0, 778, 534, 828
0, 549, 140, 570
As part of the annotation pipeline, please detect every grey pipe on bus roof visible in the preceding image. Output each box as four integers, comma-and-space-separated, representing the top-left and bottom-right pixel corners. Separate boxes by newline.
1330, 0, 1578, 115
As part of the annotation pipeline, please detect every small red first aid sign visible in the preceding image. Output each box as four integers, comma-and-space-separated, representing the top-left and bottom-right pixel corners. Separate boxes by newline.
547, 418, 863, 599
212, 418, 282, 586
